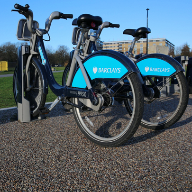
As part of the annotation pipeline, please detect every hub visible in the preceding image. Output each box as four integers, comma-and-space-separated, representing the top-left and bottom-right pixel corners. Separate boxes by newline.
102, 92, 114, 107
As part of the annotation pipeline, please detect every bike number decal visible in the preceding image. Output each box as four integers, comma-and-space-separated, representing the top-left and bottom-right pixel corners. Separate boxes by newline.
72, 55, 128, 88
137, 58, 176, 77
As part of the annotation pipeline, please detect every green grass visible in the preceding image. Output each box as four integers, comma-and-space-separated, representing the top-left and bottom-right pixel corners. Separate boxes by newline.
0, 76, 14, 108
0, 67, 65, 75
0, 72, 63, 109
46, 72, 63, 102
53, 67, 65, 71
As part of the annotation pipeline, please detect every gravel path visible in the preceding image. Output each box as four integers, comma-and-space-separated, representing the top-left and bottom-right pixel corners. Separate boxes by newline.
0, 96, 192, 191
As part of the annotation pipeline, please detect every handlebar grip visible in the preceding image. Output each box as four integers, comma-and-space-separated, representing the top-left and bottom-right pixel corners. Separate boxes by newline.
109, 23, 120, 28
14, 4, 28, 12
64, 14, 73, 19
60, 13, 73, 19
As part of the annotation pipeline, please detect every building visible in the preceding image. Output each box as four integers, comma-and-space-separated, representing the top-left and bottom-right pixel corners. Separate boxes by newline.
103, 38, 174, 55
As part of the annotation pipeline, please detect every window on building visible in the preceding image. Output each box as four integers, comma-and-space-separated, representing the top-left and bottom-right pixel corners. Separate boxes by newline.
153, 43, 156, 46
140, 48, 143, 53
159, 43, 162, 46
140, 44, 143, 47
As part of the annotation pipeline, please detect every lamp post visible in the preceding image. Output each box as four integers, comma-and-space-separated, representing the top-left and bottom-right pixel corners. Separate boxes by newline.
146, 8, 149, 54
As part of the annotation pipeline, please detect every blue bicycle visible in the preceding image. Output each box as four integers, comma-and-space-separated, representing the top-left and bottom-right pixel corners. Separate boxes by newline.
62, 21, 189, 130
12, 4, 144, 146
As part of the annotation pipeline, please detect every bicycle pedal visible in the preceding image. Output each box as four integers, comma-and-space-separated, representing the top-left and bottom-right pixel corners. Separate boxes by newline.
38, 107, 50, 115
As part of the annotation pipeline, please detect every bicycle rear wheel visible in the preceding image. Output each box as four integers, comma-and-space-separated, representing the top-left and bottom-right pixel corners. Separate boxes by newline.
72, 73, 144, 147
141, 72, 189, 130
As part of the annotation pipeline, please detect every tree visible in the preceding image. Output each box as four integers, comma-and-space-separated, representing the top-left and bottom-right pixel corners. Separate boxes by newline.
46, 46, 55, 66
168, 47, 175, 57
0, 42, 28, 62
175, 46, 182, 57
55, 45, 70, 66
0, 42, 17, 62
181, 43, 191, 56
0, 42, 70, 66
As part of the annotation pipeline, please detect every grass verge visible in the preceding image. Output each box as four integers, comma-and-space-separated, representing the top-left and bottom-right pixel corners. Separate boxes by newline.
0, 72, 63, 109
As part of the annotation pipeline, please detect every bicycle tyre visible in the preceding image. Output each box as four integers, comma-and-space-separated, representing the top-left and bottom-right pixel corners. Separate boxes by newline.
141, 72, 189, 130
72, 72, 144, 147
25, 61, 46, 117
13, 66, 18, 104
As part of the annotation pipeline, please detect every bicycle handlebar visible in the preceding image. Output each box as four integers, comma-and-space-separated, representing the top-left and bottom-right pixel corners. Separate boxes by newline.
96, 21, 120, 39
60, 13, 73, 19
45, 11, 73, 32
109, 23, 120, 28
13, 4, 35, 34
13, 4, 73, 34
14, 3, 29, 12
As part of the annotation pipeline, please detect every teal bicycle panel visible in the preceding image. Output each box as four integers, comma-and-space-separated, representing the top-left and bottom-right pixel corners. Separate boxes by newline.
72, 55, 128, 88
137, 58, 176, 77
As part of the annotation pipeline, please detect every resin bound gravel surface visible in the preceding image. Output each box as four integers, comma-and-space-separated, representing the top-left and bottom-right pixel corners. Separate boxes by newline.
0, 97, 192, 191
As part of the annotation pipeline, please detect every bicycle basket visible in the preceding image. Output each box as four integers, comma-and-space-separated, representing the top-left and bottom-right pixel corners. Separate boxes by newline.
17, 19, 39, 41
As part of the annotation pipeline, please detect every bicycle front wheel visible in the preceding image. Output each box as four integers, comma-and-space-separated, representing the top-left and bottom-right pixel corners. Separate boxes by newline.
141, 72, 189, 130
25, 61, 46, 117
72, 73, 144, 147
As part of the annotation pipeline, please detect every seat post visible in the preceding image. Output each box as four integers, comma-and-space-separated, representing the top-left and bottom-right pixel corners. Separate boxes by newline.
127, 37, 140, 57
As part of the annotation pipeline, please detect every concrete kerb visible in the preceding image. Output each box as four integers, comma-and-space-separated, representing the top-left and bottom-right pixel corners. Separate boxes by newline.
0, 102, 53, 111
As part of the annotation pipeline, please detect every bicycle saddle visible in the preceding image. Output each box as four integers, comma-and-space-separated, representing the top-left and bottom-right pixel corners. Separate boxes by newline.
123, 27, 151, 38
76, 14, 103, 30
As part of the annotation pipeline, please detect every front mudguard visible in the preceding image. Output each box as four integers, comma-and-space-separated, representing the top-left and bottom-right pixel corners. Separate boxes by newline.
72, 50, 141, 88
136, 53, 184, 77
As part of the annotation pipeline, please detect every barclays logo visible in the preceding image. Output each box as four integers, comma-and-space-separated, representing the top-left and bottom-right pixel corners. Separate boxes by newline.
145, 66, 149, 72
93, 67, 97, 74
38, 46, 46, 65
93, 67, 121, 74
145, 66, 170, 73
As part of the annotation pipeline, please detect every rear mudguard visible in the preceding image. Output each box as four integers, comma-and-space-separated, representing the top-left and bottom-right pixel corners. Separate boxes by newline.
72, 50, 140, 88
136, 53, 184, 77
32, 57, 48, 94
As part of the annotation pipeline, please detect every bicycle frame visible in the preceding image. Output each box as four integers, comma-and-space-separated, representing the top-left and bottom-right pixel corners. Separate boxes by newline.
24, 33, 99, 107
22, 26, 140, 113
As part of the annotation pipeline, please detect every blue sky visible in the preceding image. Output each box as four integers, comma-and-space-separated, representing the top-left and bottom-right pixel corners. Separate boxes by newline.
0, 0, 191, 52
